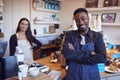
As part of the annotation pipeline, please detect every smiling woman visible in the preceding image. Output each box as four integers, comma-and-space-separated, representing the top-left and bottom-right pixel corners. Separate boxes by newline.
9, 18, 42, 61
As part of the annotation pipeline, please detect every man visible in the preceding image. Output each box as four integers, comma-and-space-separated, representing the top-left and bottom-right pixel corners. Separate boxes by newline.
63, 8, 106, 80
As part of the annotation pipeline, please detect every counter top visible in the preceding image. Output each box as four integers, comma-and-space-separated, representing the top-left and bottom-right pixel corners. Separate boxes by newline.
6, 56, 120, 80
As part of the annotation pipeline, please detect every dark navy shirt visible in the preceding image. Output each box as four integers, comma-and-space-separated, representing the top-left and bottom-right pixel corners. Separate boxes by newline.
63, 29, 106, 65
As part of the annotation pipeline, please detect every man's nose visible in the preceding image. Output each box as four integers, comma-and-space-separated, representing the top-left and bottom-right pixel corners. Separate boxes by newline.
78, 19, 84, 25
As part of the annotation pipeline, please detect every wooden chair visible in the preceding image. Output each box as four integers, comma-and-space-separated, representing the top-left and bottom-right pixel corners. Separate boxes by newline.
33, 48, 41, 60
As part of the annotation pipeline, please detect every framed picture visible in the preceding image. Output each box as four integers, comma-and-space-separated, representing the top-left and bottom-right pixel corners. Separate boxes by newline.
104, 0, 118, 7
86, 0, 98, 8
101, 13, 116, 23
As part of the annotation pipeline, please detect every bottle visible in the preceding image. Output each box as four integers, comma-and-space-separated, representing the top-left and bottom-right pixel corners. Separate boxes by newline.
18, 69, 22, 80
34, 29, 37, 35
15, 46, 24, 65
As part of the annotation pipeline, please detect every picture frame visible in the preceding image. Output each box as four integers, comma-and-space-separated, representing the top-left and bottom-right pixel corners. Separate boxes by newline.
86, 0, 98, 8
101, 13, 116, 23
104, 0, 118, 7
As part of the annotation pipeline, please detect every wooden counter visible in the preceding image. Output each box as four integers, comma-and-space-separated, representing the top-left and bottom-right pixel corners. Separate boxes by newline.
35, 56, 66, 78
5, 56, 66, 80
6, 56, 120, 80
27, 57, 120, 80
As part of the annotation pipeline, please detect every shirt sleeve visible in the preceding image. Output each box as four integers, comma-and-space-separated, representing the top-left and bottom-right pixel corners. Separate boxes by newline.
9, 35, 17, 56
32, 37, 42, 51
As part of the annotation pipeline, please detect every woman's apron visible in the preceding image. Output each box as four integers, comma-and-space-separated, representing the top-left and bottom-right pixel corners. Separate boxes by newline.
65, 42, 100, 80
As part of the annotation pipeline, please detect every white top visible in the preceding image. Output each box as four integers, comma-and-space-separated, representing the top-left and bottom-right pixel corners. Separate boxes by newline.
17, 39, 33, 60
80, 35, 86, 45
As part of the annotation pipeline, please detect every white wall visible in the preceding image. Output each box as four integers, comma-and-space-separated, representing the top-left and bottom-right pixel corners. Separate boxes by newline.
60, 0, 85, 31
102, 26, 120, 44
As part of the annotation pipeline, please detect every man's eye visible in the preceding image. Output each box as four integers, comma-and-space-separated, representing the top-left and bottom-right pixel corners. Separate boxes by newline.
81, 16, 86, 21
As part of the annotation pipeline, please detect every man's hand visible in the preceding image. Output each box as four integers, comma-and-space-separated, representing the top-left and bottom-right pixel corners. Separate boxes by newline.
92, 52, 96, 55
68, 43, 74, 50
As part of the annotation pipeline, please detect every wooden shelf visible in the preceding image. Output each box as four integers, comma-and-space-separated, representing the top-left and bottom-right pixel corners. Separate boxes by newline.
34, 21, 60, 24
35, 8, 60, 13
87, 7, 120, 11
34, 33, 61, 37
102, 23, 120, 26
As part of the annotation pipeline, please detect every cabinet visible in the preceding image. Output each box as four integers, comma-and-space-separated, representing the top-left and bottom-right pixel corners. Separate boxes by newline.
31, 0, 61, 37
86, 7, 120, 31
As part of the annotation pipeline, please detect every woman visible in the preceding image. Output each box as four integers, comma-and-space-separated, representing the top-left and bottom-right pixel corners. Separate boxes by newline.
9, 18, 42, 60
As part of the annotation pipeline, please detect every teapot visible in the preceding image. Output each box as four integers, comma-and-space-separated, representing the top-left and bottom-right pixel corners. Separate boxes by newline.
29, 67, 40, 77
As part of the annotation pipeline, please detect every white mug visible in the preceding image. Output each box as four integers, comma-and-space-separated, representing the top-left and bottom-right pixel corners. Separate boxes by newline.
18, 64, 28, 77
29, 67, 40, 77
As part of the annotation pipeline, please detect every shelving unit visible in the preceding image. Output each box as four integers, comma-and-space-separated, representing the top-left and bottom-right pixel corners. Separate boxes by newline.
31, 0, 61, 37
35, 7, 60, 13
34, 21, 60, 24
102, 23, 120, 26
35, 33, 61, 37
87, 6, 120, 31
87, 7, 120, 11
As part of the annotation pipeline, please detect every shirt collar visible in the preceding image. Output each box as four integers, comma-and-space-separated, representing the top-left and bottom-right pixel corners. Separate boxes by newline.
76, 28, 92, 38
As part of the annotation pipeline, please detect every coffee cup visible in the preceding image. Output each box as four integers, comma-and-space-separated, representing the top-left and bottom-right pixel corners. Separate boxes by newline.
18, 64, 28, 77
29, 67, 40, 77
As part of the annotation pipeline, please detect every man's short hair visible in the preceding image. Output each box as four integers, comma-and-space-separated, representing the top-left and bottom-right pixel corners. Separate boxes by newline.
73, 8, 88, 16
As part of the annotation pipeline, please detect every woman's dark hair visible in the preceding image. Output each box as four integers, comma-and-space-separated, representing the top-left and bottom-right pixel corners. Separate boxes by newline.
73, 8, 88, 16
16, 18, 33, 46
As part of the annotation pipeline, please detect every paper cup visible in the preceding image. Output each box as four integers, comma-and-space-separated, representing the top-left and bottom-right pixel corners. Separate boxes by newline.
19, 64, 28, 77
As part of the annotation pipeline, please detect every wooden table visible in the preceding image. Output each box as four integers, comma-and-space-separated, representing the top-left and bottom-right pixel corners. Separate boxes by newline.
5, 56, 120, 80
35, 56, 66, 78
5, 56, 66, 80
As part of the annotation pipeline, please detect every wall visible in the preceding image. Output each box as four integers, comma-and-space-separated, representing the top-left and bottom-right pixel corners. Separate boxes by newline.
60, 0, 85, 32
